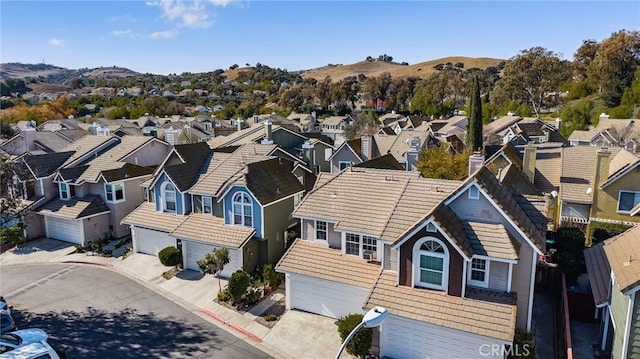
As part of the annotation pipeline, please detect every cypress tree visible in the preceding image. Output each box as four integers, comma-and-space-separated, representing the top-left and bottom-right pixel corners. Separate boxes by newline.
467, 75, 483, 152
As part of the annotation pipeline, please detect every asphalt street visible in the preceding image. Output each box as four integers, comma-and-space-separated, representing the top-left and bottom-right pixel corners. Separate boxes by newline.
1, 263, 272, 359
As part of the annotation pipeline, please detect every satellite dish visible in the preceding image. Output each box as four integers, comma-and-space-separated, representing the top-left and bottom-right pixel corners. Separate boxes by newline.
550, 191, 558, 199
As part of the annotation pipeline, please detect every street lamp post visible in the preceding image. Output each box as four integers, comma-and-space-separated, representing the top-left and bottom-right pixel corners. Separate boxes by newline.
335, 306, 388, 359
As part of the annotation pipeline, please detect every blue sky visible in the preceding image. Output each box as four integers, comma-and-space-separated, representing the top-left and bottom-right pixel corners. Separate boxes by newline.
1, 1, 638, 75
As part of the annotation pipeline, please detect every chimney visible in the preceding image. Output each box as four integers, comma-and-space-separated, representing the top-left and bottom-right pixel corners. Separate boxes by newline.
22, 127, 36, 152
599, 113, 610, 122
237, 118, 244, 131
261, 119, 274, 145
523, 145, 537, 183
302, 140, 315, 169
88, 122, 99, 135
361, 134, 372, 161
593, 147, 611, 188
468, 151, 485, 176
555, 117, 562, 130
311, 111, 317, 121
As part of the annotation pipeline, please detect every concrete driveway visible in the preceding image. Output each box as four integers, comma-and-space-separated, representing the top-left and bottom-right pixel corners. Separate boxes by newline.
263, 309, 354, 359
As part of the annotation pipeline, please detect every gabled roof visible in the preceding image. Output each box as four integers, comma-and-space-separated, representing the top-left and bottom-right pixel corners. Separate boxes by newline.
121, 202, 187, 232
364, 271, 516, 342
601, 149, 640, 188
100, 163, 155, 183
353, 153, 404, 170
604, 225, 640, 294
244, 158, 305, 205
584, 242, 611, 306
464, 222, 520, 260
277, 239, 381, 288
21, 151, 75, 178
497, 163, 541, 196
483, 115, 522, 136
170, 214, 255, 248
60, 135, 117, 167
33, 131, 74, 152
35, 195, 110, 219
163, 142, 213, 192
55, 129, 89, 141
559, 146, 624, 202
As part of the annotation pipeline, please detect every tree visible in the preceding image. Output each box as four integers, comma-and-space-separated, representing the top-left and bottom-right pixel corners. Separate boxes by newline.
158, 246, 182, 268
227, 270, 251, 305
316, 76, 333, 110
490, 47, 569, 118
337, 313, 372, 359
196, 247, 230, 294
343, 110, 379, 140
466, 75, 483, 152
362, 72, 392, 110
593, 30, 640, 107
0, 223, 24, 246
553, 227, 586, 284
417, 146, 469, 181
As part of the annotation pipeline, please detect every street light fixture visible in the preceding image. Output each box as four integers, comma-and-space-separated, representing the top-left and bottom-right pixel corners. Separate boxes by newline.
335, 306, 388, 359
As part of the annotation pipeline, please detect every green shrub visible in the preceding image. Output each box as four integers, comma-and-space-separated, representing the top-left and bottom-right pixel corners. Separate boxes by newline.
590, 222, 631, 244
245, 287, 262, 305
262, 264, 284, 289
337, 313, 372, 359
228, 270, 251, 304
217, 289, 231, 302
158, 246, 182, 267
74, 244, 85, 253
264, 314, 278, 322
554, 227, 586, 284
507, 328, 535, 359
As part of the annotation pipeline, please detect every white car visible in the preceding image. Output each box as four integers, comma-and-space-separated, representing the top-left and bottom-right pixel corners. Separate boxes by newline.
0, 341, 60, 359
0, 329, 48, 354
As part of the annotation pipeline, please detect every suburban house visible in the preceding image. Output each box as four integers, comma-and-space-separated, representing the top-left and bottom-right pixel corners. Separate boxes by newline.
319, 115, 353, 145
1, 125, 81, 157
122, 142, 305, 276
26, 134, 170, 246
568, 115, 640, 153
276, 164, 547, 358
484, 117, 565, 147
328, 131, 437, 172
583, 225, 640, 357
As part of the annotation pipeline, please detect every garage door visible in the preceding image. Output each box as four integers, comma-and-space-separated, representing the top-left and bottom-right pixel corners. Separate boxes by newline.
45, 216, 83, 244
184, 241, 240, 278
134, 227, 176, 256
381, 315, 505, 359
289, 274, 368, 319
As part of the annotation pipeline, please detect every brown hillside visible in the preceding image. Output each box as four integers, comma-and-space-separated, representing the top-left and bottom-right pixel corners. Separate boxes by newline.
26, 82, 72, 94
85, 66, 139, 79
221, 67, 255, 81
303, 56, 504, 81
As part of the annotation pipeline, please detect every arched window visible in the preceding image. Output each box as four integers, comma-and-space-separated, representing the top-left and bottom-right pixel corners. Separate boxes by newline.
233, 192, 252, 227
413, 237, 449, 292
162, 182, 176, 212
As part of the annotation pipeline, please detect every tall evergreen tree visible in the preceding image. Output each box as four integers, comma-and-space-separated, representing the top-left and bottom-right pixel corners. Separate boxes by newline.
467, 75, 483, 152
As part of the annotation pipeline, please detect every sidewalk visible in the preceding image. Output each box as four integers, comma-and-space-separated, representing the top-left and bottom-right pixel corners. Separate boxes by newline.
0, 238, 350, 359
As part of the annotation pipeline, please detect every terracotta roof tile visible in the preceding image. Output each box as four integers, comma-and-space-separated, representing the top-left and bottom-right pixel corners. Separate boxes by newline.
276, 239, 381, 288
364, 271, 516, 342
464, 222, 520, 260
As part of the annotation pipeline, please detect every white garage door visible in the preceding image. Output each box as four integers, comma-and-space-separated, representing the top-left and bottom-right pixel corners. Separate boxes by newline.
46, 216, 83, 244
381, 315, 505, 359
289, 274, 368, 319
134, 227, 176, 256
184, 241, 240, 278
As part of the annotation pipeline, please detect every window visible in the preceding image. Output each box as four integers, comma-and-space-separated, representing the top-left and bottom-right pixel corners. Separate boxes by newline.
346, 233, 359, 255
339, 161, 351, 171
426, 222, 437, 232
202, 196, 212, 214
618, 191, 640, 213
105, 183, 124, 203
163, 182, 176, 212
469, 258, 489, 288
468, 186, 479, 199
315, 221, 327, 241
59, 182, 71, 200
414, 238, 448, 291
232, 192, 252, 227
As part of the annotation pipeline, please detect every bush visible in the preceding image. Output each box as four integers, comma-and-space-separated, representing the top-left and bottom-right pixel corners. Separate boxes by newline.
228, 270, 251, 304
590, 222, 631, 244
245, 287, 262, 305
554, 227, 586, 284
158, 246, 182, 267
74, 244, 85, 253
217, 289, 231, 302
262, 264, 283, 289
264, 314, 278, 321
507, 328, 535, 359
337, 313, 372, 359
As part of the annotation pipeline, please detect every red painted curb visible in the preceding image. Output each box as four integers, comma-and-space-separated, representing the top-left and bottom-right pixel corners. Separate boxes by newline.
198, 308, 263, 343
62, 260, 113, 268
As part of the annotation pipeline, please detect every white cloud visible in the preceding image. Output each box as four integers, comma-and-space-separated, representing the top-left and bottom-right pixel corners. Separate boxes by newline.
111, 29, 133, 37
146, 0, 214, 29
49, 38, 64, 46
209, 0, 235, 6
149, 29, 179, 39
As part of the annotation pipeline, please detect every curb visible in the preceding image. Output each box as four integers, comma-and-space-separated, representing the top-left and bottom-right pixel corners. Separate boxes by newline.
198, 308, 263, 343
61, 260, 113, 268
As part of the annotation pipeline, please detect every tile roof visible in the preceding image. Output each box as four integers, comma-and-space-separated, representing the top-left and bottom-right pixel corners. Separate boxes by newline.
244, 158, 305, 204
276, 239, 381, 288
529, 143, 563, 194
55, 129, 89, 141
101, 163, 155, 182
463, 222, 520, 260
497, 163, 541, 196
170, 214, 255, 248
121, 202, 187, 232
35, 195, 110, 219
483, 115, 522, 136
352, 153, 404, 170
294, 168, 458, 239
375, 131, 433, 163
363, 271, 517, 342
604, 225, 640, 293
584, 242, 611, 306
321, 116, 349, 126
559, 146, 624, 202
33, 131, 73, 152
60, 135, 117, 166
207, 124, 284, 148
